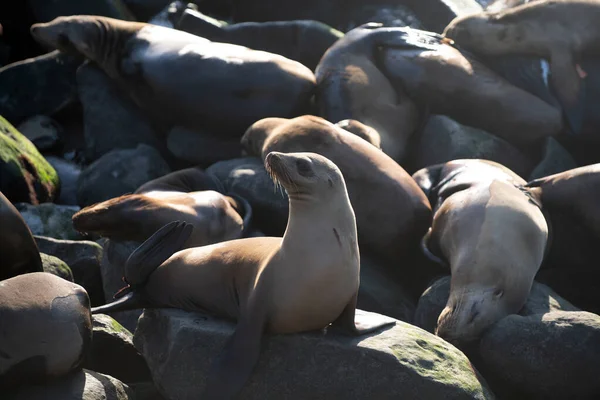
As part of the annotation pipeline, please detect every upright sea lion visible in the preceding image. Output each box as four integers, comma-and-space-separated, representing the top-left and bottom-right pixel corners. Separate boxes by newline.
315, 23, 420, 162
30, 16, 316, 136
443, 0, 600, 134
91, 151, 395, 399
0, 191, 43, 280
72, 167, 252, 248
414, 160, 549, 342
373, 25, 564, 146
0, 272, 92, 388
241, 115, 432, 264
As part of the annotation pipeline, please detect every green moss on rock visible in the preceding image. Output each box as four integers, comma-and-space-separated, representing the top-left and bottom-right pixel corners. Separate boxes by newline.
41, 253, 74, 282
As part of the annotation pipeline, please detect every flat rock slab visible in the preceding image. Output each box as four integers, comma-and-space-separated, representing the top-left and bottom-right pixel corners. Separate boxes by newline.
134, 308, 494, 400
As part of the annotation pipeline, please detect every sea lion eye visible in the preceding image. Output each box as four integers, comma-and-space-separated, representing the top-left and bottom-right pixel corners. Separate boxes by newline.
494, 289, 504, 298
296, 159, 314, 178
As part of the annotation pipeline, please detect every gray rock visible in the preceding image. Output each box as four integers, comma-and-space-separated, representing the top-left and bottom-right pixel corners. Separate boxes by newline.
129, 381, 167, 400
100, 239, 143, 333
413, 276, 579, 334
77, 144, 171, 208
125, 0, 177, 21
17, 115, 62, 152
40, 252, 74, 282
135, 308, 494, 399
15, 202, 81, 240
411, 115, 533, 178
83, 314, 152, 383
167, 126, 242, 166
5, 369, 134, 399
0, 50, 80, 124
407, 0, 483, 32
528, 136, 578, 181
28, 0, 135, 23
35, 236, 105, 306
479, 311, 600, 399
345, 4, 422, 31
77, 63, 164, 161
207, 157, 288, 236
46, 156, 82, 205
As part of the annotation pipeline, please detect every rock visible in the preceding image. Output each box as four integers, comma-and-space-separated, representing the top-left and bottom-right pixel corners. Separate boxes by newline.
124, 0, 176, 21
344, 4, 422, 31
15, 202, 81, 240
5, 369, 134, 400
148, 1, 194, 27
16, 115, 62, 152
83, 314, 152, 383
27, 0, 135, 23
207, 157, 288, 236
478, 311, 600, 399
129, 382, 167, 400
410, 115, 533, 178
45, 156, 82, 205
100, 239, 143, 333
0, 115, 59, 204
406, 0, 483, 32
135, 308, 494, 399
0, 51, 81, 124
40, 252, 74, 281
35, 236, 105, 306
77, 144, 171, 208
166, 126, 241, 167
528, 136, 578, 181
359, 254, 415, 322
413, 276, 579, 334
77, 63, 164, 161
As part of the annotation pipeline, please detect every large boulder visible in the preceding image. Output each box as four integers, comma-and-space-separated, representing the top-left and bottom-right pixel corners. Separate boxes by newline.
0, 115, 59, 204
35, 236, 105, 306
77, 63, 164, 161
528, 136, 577, 181
5, 369, 134, 399
40, 252, 74, 282
166, 126, 241, 167
135, 308, 494, 399
0, 51, 80, 124
83, 314, 152, 384
16, 202, 81, 240
77, 144, 171, 208
17, 115, 62, 152
479, 311, 600, 399
45, 156, 81, 206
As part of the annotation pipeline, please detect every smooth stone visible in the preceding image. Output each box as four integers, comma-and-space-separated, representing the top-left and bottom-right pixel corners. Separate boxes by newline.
15, 202, 81, 240
40, 252, 74, 282
0, 51, 81, 124
77, 63, 164, 161
129, 381, 167, 400
406, 0, 483, 32
35, 236, 105, 306
134, 308, 494, 399
206, 157, 288, 236
5, 369, 134, 399
99, 239, 142, 333
124, 0, 177, 21
166, 126, 241, 167
27, 0, 135, 23
343, 4, 422, 31
45, 156, 82, 206
528, 136, 578, 181
413, 276, 579, 334
77, 144, 171, 208
479, 311, 600, 399
17, 115, 62, 152
410, 115, 533, 177
83, 314, 152, 384
0, 115, 59, 204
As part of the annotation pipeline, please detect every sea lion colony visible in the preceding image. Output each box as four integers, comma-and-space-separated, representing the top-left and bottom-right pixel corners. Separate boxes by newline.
1, 0, 600, 398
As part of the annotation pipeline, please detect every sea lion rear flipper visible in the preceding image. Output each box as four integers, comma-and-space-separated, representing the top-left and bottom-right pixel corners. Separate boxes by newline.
225, 193, 253, 238
330, 293, 395, 336
549, 52, 585, 135
203, 296, 267, 399
124, 220, 194, 286
91, 291, 146, 314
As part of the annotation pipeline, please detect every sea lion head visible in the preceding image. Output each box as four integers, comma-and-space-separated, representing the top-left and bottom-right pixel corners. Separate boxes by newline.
264, 151, 346, 201
241, 117, 287, 157
443, 12, 515, 56
30, 16, 107, 60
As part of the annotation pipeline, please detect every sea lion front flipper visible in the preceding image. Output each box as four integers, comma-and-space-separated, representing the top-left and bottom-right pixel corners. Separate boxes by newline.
124, 220, 194, 286
203, 296, 268, 399
330, 293, 395, 336
549, 51, 585, 135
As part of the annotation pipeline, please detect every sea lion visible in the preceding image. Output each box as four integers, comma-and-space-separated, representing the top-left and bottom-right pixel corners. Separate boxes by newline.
91, 151, 395, 399
373, 25, 564, 146
334, 119, 381, 149
0, 191, 43, 280
414, 160, 549, 342
443, 0, 600, 134
30, 16, 316, 137
315, 23, 420, 162
241, 115, 432, 264
72, 167, 252, 248
0, 272, 92, 388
